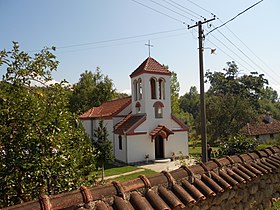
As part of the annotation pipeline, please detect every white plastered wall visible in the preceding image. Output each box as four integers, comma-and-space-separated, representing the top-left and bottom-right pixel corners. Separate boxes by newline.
126, 134, 154, 163
165, 131, 189, 158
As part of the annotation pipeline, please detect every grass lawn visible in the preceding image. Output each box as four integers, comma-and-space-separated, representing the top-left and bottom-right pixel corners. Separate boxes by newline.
96, 163, 139, 177
110, 168, 158, 182
189, 146, 219, 157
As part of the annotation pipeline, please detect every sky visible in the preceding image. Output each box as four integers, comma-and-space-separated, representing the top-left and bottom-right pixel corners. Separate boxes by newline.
1, 0, 280, 96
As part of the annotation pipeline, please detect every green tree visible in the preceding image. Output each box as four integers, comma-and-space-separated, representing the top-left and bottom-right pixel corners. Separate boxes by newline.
218, 135, 259, 157
92, 120, 114, 183
205, 61, 268, 142
69, 68, 115, 114
0, 42, 95, 208
170, 71, 180, 115
179, 86, 200, 119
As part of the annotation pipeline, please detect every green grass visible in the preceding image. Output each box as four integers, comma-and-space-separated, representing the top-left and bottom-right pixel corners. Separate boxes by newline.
111, 169, 158, 182
96, 163, 138, 177
189, 146, 219, 157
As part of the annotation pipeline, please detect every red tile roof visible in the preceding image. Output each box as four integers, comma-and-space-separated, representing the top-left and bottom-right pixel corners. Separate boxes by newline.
79, 97, 131, 119
241, 118, 280, 136
150, 125, 174, 140
114, 114, 146, 135
5, 146, 280, 210
130, 57, 172, 78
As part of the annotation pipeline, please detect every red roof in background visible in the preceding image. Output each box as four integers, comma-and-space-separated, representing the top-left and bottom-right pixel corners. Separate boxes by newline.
241, 119, 280, 136
79, 97, 131, 119
114, 114, 146, 135
130, 57, 171, 78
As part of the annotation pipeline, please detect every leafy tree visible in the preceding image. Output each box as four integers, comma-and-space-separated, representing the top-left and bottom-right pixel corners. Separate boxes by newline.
0, 42, 95, 208
260, 86, 278, 103
205, 61, 268, 142
179, 86, 200, 119
69, 68, 115, 114
218, 135, 259, 157
170, 71, 181, 115
92, 120, 114, 183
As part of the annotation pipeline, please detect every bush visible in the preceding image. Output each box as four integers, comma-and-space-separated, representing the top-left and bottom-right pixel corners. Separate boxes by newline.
218, 135, 259, 157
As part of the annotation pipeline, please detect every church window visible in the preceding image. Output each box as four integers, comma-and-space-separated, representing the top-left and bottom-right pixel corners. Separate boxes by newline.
158, 78, 165, 99
133, 80, 138, 101
118, 135, 122, 150
138, 78, 143, 100
150, 78, 157, 99
153, 101, 164, 118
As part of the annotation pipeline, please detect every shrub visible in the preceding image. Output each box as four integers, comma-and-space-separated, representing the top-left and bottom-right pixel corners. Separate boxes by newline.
218, 135, 259, 157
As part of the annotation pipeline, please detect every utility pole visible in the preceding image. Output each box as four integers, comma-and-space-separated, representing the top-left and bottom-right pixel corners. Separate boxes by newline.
188, 18, 215, 163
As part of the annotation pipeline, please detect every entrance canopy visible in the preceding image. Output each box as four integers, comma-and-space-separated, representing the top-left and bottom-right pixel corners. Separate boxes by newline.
150, 125, 174, 142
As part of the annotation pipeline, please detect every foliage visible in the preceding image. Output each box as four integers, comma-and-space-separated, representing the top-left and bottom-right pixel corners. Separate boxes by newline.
206, 94, 257, 143
179, 86, 200, 142
0, 42, 95, 208
205, 62, 268, 142
180, 86, 200, 119
170, 71, 180, 115
218, 135, 259, 157
92, 120, 114, 183
69, 68, 115, 114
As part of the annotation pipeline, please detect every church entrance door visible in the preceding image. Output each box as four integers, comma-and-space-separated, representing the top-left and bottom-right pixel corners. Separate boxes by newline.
155, 135, 164, 159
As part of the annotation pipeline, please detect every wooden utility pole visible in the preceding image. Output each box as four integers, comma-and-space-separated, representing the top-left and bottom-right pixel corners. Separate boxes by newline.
188, 18, 215, 163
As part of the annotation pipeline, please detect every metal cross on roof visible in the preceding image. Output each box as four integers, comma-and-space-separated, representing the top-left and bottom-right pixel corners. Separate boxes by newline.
145, 40, 153, 57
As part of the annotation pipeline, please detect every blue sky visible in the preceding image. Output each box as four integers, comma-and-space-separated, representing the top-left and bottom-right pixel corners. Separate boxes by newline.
1, 0, 280, 95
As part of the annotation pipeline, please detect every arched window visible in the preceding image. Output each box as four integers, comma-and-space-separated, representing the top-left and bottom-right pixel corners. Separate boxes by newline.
153, 101, 164, 118
138, 78, 143, 100
133, 80, 138, 101
150, 78, 157, 99
158, 78, 165, 100
135, 102, 141, 113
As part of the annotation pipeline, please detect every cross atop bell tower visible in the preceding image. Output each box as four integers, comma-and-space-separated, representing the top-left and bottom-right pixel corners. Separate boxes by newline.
145, 40, 153, 57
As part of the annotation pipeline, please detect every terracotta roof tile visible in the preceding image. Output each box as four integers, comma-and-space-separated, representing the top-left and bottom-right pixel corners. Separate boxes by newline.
149, 125, 174, 140
114, 114, 146, 135
241, 117, 280, 136
79, 97, 131, 119
4, 146, 280, 210
130, 57, 171, 78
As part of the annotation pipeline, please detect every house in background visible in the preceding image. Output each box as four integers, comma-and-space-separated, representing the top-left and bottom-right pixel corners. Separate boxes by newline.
241, 113, 280, 142
80, 57, 189, 164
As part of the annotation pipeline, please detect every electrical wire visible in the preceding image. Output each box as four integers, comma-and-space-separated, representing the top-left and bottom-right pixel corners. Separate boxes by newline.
28, 28, 186, 53
160, 0, 202, 20
219, 19, 280, 80
184, 0, 215, 16
148, 0, 195, 22
205, 0, 264, 36
130, 0, 187, 25
213, 27, 280, 85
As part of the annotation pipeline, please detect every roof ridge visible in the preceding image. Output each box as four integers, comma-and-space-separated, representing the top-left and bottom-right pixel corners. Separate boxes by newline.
4, 146, 280, 210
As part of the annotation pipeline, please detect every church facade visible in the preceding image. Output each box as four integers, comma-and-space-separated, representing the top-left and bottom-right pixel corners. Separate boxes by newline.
80, 57, 189, 164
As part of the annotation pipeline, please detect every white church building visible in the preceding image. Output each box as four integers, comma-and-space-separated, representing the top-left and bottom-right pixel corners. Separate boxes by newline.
80, 57, 189, 164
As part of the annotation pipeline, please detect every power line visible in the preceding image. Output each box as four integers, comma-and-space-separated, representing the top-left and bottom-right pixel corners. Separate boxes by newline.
148, 0, 195, 22
28, 28, 186, 53
161, 0, 202, 20
219, 19, 280, 80
184, 0, 215, 16
130, 0, 187, 25
213, 27, 280, 85
205, 0, 264, 36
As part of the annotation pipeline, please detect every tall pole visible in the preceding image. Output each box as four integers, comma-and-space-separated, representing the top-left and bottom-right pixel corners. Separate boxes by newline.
188, 18, 215, 163
198, 21, 207, 163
